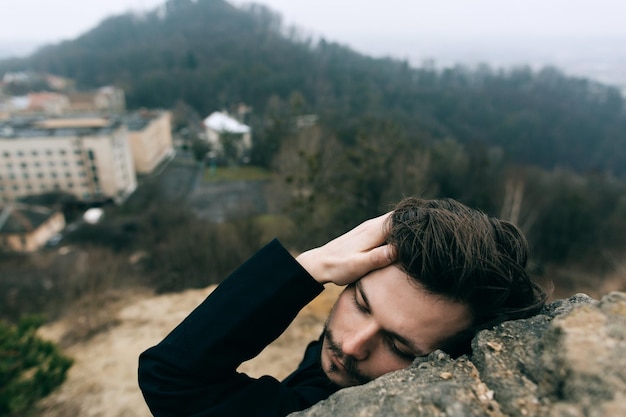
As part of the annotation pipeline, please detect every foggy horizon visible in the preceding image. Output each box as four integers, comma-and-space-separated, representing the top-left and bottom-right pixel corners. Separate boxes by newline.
1, 0, 625, 90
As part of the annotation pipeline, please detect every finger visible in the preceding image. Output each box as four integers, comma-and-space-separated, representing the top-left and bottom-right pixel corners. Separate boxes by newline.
366, 244, 397, 271
354, 212, 393, 246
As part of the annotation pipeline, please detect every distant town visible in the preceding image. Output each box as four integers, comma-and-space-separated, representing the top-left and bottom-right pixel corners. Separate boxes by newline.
0, 71, 252, 253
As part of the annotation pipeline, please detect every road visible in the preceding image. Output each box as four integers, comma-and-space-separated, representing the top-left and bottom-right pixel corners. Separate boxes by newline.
157, 155, 272, 222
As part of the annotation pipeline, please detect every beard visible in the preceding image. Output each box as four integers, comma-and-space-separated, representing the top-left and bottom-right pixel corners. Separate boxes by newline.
322, 323, 372, 386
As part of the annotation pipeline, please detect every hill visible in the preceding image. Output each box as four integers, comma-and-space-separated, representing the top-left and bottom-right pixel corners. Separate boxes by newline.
0, 0, 625, 177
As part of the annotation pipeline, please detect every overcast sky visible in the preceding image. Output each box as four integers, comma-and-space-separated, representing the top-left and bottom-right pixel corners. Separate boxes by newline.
2, 0, 625, 44
1, 0, 625, 85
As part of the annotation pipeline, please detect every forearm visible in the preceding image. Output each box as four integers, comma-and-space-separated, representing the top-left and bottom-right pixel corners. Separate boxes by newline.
138, 239, 323, 416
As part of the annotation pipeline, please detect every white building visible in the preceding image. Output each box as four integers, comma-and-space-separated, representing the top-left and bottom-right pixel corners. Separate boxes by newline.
203, 111, 252, 161
0, 117, 137, 204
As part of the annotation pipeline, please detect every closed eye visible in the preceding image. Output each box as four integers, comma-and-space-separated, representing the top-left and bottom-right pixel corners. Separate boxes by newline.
351, 284, 415, 360
351, 285, 369, 314
386, 337, 416, 361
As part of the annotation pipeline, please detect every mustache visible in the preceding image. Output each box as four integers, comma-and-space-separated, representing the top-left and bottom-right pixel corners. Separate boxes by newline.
322, 326, 372, 385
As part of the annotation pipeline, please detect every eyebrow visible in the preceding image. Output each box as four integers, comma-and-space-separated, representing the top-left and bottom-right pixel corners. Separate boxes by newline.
355, 280, 427, 357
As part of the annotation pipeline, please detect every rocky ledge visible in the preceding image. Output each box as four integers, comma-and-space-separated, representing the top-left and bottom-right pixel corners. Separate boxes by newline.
291, 292, 626, 417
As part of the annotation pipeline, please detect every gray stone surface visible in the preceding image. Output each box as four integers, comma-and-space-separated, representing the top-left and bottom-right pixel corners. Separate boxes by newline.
290, 292, 626, 417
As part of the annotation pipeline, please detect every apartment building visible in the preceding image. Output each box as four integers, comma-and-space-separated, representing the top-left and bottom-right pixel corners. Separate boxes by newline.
67, 86, 126, 114
124, 110, 174, 174
0, 117, 137, 204
0, 86, 126, 117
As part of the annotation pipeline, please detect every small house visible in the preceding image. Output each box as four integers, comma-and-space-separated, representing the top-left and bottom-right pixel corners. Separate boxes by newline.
0, 204, 66, 252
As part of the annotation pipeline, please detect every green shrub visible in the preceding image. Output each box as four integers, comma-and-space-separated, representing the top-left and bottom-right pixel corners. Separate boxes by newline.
0, 316, 73, 417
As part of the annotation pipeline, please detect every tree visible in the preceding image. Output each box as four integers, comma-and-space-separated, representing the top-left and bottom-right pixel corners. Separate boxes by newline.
220, 132, 243, 166
0, 317, 73, 417
191, 138, 210, 162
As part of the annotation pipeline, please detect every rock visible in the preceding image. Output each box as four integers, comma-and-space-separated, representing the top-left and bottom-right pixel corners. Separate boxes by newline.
290, 292, 626, 417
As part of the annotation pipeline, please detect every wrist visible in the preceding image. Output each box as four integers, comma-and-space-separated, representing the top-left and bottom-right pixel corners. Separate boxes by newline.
296, 249, 331, 285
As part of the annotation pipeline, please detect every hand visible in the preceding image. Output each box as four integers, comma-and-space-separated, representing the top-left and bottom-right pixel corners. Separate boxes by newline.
296, 212, 397, 286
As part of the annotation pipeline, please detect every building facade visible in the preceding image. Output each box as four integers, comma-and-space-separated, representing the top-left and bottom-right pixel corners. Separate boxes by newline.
0, 117, 137, 204
125, 110, 174, 174
67, 86, 126, 114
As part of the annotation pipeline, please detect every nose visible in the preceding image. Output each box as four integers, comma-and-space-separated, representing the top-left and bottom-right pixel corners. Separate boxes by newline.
341, 322, 378, 361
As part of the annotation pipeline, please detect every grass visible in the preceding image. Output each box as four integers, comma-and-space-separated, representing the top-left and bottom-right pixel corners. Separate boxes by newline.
203, 165, 274, 182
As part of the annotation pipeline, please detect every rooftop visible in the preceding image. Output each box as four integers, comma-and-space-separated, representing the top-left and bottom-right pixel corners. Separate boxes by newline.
35, 118, 109, 129
0, 204, 60, 234
121, 109, 166, 132
203, 111, 250, 134
0, 115, 123, 139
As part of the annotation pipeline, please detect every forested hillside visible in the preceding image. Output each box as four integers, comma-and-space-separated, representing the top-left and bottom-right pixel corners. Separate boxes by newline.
1, 0, 625, 316
1, 0, 625, 177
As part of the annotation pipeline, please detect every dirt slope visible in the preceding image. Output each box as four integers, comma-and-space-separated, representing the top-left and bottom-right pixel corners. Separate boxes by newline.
36, 284, 342, 417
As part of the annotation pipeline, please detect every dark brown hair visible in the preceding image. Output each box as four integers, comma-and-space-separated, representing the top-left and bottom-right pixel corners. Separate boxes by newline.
387, 197, 547, 355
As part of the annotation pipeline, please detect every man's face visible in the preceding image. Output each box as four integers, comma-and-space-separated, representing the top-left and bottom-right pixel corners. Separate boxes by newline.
320, 265, 472, 387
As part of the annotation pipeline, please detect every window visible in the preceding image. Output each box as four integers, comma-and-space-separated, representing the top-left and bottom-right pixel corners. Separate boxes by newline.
88, 150, 95, 161
31, 150, 38, 156
2, 152, 10, 157
17, 151, 24, 157
59, 149, 67, 155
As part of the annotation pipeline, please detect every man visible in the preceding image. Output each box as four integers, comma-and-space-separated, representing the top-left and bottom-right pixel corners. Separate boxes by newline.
138, 197, 546, 416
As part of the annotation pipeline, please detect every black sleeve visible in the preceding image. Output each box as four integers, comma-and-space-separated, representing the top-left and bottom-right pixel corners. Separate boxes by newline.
138, 239, 333, 417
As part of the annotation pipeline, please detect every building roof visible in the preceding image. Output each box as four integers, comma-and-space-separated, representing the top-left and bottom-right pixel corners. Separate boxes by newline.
35, 117, 109, 129
121, 109, 166, 132
0, 204, 60, 234
0, 115, 121, 139
203, 111, 250, 134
